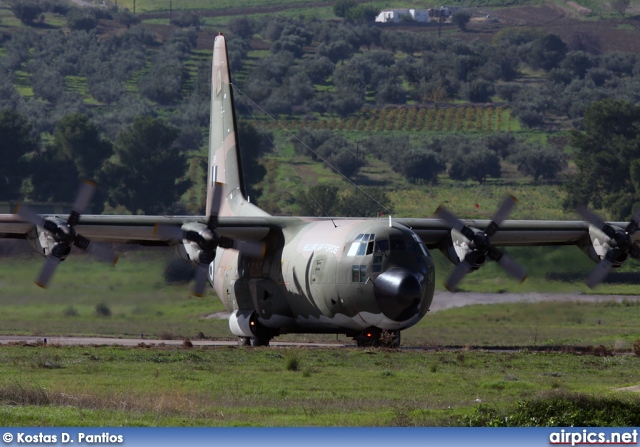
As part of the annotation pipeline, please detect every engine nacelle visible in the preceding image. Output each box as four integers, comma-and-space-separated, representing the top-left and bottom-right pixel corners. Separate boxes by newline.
228, 310, 257, 337
438, 228, 486, 270
26, 217, 71, 260
174, 222, 212, 266
579, 225, 626, 267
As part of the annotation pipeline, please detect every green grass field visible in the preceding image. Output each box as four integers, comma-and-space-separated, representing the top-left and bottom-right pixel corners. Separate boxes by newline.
1, 345, 639, 426
2, 246, 640, 427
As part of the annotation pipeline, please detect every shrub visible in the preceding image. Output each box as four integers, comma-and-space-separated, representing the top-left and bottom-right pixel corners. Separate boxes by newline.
285, 351, 301, 371
633, 339, 640, 357
461, 391, 640, 426
95, 302, 111, 317
63, 306, 78, 317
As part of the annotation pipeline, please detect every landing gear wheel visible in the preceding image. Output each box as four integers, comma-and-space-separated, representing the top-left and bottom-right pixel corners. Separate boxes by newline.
354, 328, 381, 347
380, 330, 401, 348
237, 336, 250, 347
250, 337, 270, 347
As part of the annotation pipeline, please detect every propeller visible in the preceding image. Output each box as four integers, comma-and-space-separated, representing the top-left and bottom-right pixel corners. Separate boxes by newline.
576, 206, 640, 288
15, 180, 119, 288
155, 182, 265, 296
436, 195, 527, 291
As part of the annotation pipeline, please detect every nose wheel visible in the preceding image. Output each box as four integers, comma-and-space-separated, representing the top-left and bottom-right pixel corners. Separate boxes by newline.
354, 329, 401, 348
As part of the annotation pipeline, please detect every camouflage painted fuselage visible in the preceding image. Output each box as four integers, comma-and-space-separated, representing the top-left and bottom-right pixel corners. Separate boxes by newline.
212, 219, 435, 336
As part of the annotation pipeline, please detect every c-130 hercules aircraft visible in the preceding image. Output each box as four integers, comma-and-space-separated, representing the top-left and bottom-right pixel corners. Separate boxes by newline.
2, 35, 640, 347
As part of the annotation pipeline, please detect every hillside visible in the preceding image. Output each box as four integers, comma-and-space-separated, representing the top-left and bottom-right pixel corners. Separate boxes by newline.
0, 0, 639, 221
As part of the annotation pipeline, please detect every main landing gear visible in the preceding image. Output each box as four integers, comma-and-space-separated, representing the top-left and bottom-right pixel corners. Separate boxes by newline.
353, 328, 401, 348
237, 336, 271, 347
237, 319, 272, 347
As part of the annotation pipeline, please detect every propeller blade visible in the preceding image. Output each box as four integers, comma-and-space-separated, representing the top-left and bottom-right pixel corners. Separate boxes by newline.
35, 256, 62, 289
86, 241, 120, 265
577, 206, 616, 238
444, 260, 472, 292
625, 208, 640, 234
192, 264, 209, 297
495, 252, 527, 283
586, 257, 613, 289
15, 203, 46, 227
436, 206, 466, 233
207, 182, 225, 229
486, 194, 518, 236
72, 180, 96, 215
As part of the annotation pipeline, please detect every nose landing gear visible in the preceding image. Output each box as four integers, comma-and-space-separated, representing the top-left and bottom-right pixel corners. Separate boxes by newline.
353, 328, 401, 348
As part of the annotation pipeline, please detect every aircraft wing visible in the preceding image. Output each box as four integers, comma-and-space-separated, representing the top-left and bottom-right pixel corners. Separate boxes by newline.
396, 218, 593, 247
0, 214, 275, 246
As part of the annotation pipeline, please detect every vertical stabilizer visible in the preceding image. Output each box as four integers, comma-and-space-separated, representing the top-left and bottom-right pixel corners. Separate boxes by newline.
207, 34, 268, 218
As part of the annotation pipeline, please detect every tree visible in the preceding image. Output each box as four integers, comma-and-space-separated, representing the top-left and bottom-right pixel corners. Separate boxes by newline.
11, 1, 43, 25
171, 11, 201, 29
564, 99, 640, 219
400, 149, 445, 184
102, 117, 189, 214
510, 145, 567, 182
611, 0, 630, 17
29, 114, 113, 207
463, 80, 495, 103
296, 184, 390, 217
115, 10, 141, 29
66, 9, 98, 31
53, 114, 113, 180
0, 109, 38, 200
334, 0, 357, 18
237, 121, 273, 202
528, 34, 567, 72
449, 148, 501, 183
451, 11, 471, 32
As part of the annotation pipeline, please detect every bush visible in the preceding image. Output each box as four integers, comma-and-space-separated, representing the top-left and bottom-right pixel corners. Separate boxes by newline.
63, 306, 78, 317
285, 351, 301, 371
461, 391, 640, 426
95, 302, 111, 317
633, 339, 640, 357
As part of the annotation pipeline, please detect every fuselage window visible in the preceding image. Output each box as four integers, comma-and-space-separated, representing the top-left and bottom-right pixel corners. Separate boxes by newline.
352, 264, 360, 282
411, 233, 429, 257
375, 239, 389, 252
352, 264, 368, 282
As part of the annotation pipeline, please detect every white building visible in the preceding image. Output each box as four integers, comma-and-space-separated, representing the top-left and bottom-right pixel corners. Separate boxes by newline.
375, 9, 430, 24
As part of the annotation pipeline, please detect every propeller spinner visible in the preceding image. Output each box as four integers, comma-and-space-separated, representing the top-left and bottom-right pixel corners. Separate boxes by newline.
15, 180, 119, 288
576, 206, 640, 288
155, 182, 264, 296
436, 195, 527, 291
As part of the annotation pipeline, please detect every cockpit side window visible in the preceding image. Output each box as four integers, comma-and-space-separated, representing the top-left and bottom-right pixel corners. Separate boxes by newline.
375, 240, 389, 252
347, 233, 376, 256
390, 238, 405, 251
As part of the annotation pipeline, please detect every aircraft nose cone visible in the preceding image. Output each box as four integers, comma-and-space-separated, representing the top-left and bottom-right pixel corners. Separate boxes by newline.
374, 267, 424, 321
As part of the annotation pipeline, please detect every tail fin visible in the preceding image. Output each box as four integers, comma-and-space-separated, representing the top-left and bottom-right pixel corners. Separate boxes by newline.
207, 34, 268, 218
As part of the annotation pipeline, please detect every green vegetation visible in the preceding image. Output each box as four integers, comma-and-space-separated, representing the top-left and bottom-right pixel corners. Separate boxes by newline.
0, 253, 229, 339
1, 1, 640, 220
2, 250, 640, 347
0, 345, 639, 426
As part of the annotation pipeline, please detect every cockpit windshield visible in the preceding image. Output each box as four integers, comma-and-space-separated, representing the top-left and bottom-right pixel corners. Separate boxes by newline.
387, 234, 429, 257
347, 233, 376, 256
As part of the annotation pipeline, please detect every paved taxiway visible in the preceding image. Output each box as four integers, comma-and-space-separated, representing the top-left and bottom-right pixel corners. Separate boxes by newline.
0, 293, 638, 347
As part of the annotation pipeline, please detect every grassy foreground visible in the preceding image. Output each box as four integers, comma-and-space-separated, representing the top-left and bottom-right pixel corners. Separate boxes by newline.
1, 345, 639, 426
